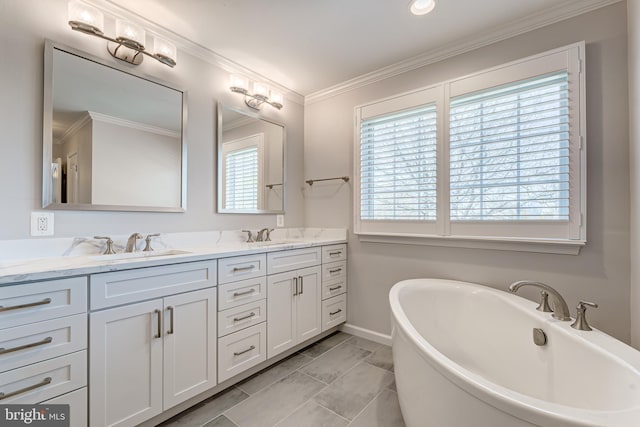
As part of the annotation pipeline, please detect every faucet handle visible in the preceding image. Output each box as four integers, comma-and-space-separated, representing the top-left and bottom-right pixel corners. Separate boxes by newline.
265, 228, 274, 241
242, 230, 254, 243
571, 300, 598, 331
536, 291, 553, 313
94, 236, 116, 255
144, 233, 160, 252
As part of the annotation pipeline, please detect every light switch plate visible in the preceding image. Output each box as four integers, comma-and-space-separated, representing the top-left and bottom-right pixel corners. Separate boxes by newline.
31, 212, 54, 236
276, 215, 284, 227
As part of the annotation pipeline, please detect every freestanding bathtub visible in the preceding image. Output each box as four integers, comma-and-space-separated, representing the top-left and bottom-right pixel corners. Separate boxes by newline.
389, 279, 640, 427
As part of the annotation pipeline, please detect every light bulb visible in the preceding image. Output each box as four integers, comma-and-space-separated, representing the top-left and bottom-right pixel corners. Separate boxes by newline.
153, 37, 177, 66
229, 74, 249, 93
252, 82, 269, 99
409, 0, 436, 15
269, 90, 284, 109
115, 19, 146, 49
68, 0, 104, 34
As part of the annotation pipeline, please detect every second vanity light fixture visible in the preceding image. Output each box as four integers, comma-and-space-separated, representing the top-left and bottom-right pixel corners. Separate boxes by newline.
229, 74, 284, 110
67, 0, 177, 67
409, 0, 436, 15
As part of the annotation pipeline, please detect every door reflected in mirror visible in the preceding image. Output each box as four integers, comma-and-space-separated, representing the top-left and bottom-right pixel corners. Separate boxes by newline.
217, 104, 285, 214
43, 40, 186, 212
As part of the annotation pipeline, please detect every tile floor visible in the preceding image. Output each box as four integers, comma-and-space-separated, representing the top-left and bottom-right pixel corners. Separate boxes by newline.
160, 332, 405, 427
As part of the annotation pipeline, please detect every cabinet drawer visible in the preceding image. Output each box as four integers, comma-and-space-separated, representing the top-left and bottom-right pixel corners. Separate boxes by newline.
322, 261, 347, 281
267, 247, 321, 275
322, 277, 347, 300
322, 295, 347, 332
0, 277, 87, 330
218, 300, 266, 337
218, 323, 266, 383
218, 254, 267, 285
0, 314, 87, 373
322, 244, 347, 263
90, 260, 217, 309
218, 276, 266, 311
40, 387, 87, 427
0, 351, 87, 404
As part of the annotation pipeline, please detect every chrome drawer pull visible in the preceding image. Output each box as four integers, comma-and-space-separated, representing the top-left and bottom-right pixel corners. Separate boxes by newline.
234, 345, 256, 356
329, 251, 342, 256
232, 265, 255, 272
0, 298, 52, 313
329, 309, 343, 316
154, 309, 162, 339
233, 312, 256, 322
0, 377, 52, 400
293, 277, 298, 296
0, 336, 53, 355
299, 276, 304, 295
329, 285, 343, 291
233, 289, 255, 297
329, 268, 342, 274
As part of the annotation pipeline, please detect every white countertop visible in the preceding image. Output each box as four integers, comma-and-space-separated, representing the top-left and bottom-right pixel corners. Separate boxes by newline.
0, 228, 347, 285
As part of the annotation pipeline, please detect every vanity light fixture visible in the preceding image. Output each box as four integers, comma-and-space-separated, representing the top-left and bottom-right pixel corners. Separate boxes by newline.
409, 0, 436, 15
229, 74, 284, 110
67, 0, 177, 67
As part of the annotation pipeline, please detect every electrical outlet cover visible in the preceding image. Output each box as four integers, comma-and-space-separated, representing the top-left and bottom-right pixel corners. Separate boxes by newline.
31, 212, 54, 236
276, 215, 284, 227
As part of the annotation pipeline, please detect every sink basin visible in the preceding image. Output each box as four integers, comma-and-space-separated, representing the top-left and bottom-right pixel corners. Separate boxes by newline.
90, 249, 191, 261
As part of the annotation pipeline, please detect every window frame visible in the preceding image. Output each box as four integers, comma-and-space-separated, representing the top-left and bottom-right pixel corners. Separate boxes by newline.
221, 133, 265, 211
353, 42, 586, 254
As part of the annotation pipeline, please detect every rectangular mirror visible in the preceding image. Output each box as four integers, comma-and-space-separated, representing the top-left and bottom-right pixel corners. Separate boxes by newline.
217, 103, 285, 214
43, 40, 187, 212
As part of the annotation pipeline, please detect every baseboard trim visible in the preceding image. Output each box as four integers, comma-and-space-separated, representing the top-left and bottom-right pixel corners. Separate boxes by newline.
340, 323, 392, 346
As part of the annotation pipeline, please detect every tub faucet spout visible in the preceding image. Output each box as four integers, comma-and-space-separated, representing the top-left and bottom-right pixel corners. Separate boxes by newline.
509, 281, 571, 321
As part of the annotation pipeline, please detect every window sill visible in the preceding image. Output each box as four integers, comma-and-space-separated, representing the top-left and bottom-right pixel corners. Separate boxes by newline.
356, 232, 585, 255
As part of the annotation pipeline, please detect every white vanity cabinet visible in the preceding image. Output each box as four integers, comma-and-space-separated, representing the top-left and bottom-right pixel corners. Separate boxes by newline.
89, 261, 217, 427
0, 277, 88, 426
320, 244, 348, 331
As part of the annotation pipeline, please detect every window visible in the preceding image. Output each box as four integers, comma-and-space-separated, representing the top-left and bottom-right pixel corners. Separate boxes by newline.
354, 43, 585, 251
221, 133, 264, 211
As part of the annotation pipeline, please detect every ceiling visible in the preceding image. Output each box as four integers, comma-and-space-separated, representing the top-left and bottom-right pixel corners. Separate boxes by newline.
107, 0, 611, 96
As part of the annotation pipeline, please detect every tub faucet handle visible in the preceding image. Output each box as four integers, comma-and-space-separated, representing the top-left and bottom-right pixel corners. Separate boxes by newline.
571, 300, 598, 331
536, 291, 553, 313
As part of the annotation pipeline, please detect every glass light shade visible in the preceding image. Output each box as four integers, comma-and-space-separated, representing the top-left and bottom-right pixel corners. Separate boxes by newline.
154, 37, 177, 62
252, 82, 269, 99
409, 0, 436, 15
68, 0, 104, 34
115, 19, 146, 49
229, 74, 249, 93
269, 90, 284, 108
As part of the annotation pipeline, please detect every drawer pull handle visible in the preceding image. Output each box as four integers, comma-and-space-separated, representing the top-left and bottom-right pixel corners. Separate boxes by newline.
330, 309, 343, 316
233, 289, 255, 297
0, 377, 52, 400
233, 312, 256, 322
329, 268, 342, 274
154, 309, 162, 339
232, 265, 255, 272
0, 298, 52, 313
293, 277, 298, 296
234, 345, 256, 356
0, 336, 53, 355
299, 276, 304, 295
167, 306, 175, 335
329, 251, 342, 256
329, 285, 343, 291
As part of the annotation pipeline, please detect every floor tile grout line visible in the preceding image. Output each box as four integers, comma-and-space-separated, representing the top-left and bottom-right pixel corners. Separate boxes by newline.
345, 386, 389, 426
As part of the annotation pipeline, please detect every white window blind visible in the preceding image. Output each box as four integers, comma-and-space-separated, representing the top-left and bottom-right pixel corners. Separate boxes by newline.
449, 71, 570, 221
360, 105, 438, 220
225, 146, 258, 210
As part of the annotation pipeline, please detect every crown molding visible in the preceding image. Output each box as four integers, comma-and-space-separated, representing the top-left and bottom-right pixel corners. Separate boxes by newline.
88, 111, 181, 138
55, 112, 91, 145
87, 0, 305, 106
304, 0, 623, 105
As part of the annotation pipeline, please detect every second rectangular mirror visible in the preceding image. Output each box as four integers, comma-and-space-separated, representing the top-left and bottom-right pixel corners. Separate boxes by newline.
217, 104, 285, 214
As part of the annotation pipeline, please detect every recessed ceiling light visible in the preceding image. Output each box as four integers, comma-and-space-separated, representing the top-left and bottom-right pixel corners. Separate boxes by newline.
409, 0, 436, 15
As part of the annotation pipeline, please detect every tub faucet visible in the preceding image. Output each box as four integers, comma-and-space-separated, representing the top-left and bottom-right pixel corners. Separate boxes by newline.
508, 281, 571, 321
125, 233, 143, 252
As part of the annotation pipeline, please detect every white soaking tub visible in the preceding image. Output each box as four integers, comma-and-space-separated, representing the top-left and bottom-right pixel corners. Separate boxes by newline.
389, 278, 640, 427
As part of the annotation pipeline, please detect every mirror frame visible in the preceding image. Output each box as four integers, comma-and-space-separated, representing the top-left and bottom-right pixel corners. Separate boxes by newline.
42, 39, 188, 212
217, 102, 286, 214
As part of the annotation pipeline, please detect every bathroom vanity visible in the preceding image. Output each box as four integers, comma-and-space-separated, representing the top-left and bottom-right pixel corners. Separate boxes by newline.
0, 231, 347, 427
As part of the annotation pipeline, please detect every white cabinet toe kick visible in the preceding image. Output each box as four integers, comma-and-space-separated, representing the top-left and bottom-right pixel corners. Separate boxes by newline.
0, 242, 346, 427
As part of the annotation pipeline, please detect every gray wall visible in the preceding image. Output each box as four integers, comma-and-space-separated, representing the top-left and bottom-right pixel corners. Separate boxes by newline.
0, 0, 304, 240
629, 0, 640, 348
304, 3, 631, 342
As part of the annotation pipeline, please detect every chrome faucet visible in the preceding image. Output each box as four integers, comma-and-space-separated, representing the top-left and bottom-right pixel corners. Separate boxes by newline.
508, 281, 571, 321
125, 233, 143, 252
